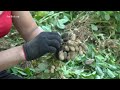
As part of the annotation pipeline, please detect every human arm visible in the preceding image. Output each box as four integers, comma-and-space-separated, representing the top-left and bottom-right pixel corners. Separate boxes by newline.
12, 11, 43, 41
0, 11, 61, 71
0, 46, 25, 71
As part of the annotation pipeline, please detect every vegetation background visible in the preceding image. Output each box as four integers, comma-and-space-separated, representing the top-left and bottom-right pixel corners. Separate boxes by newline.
1, 11, 120, 79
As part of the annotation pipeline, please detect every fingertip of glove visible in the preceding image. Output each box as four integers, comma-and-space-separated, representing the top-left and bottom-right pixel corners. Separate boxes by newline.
49, 46, 57, 53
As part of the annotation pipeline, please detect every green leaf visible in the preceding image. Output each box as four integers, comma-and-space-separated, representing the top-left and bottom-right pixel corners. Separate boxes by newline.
114, 13, 120, 21
13, 67, 23, 71
47, 11, 54, 16
10, 68, 18, 74
56, 16, 69, 29
107, 68, 115, 78
24, 68, 33, 76
37, 11, 48, 17
107, 11, 113, 15
95, 66, 104, 77
96, 75, 101, 79
96, 11, 101, 17
34, 11, 49, 20
64, 13, 72, 20
91, 24, 98, 31
17, 70, 27, 76
41, 25, 51, 32
57, 20, 65, 29
81, 71, 96, 79
30, 68, 35, 72
61, 16, 69, 23
108, 64, 117, 70
95, 55, 104, 60
97, 62, 108, 68
74, 70, 83, 75
104, 13, 110, 20
44, 69, 50, 73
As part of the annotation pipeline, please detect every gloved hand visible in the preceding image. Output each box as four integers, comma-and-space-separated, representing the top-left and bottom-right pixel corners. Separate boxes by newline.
23, 32, 62, 61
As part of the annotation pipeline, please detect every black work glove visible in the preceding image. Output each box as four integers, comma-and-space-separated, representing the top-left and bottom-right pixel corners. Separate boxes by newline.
23, 32, 62, 61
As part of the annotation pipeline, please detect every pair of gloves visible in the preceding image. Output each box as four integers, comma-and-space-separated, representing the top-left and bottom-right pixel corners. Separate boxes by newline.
23, 32, 61, 61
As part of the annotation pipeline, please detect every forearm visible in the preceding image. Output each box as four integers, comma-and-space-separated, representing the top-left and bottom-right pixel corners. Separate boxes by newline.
0, 46, 25, 71
12, 11, 43, 41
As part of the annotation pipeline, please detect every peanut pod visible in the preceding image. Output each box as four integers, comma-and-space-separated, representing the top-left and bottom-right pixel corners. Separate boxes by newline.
69, 46, 75, 52
64, 51, 68, 60
59, 50, 64, 60
79, 46, 83, 55
80, 43, 88, 51
71, 33, 76, 40
70, 51, 76, 59
67, 52, 71, 60
64, 45, 69, 51
75, 45, 79, 52
67, 40, 75, 46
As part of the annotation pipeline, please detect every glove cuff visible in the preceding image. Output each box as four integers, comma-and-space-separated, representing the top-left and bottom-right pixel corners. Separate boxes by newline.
22, 45, 28, 61
22, 44, 30, 61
